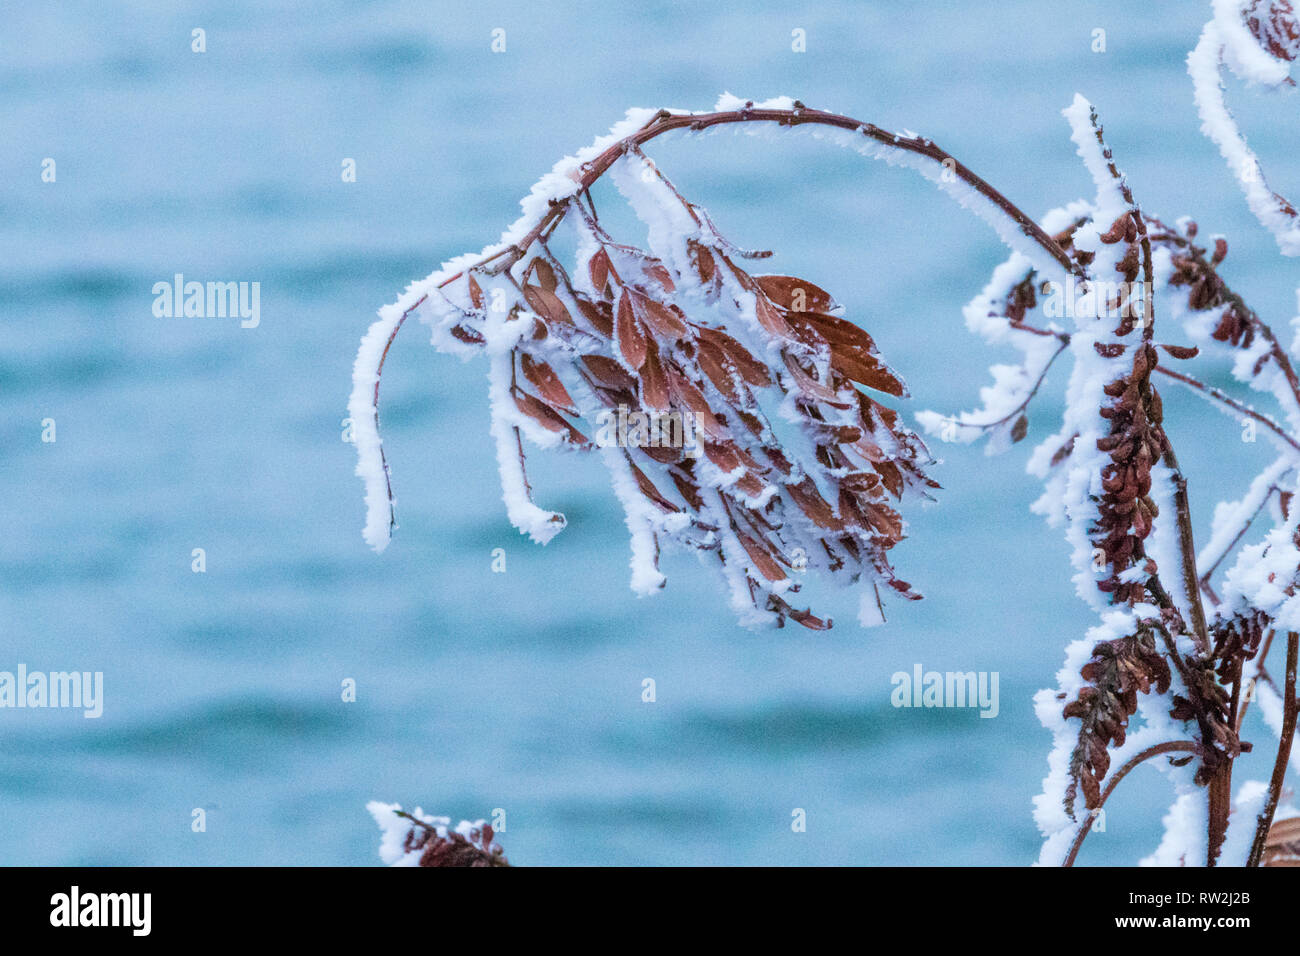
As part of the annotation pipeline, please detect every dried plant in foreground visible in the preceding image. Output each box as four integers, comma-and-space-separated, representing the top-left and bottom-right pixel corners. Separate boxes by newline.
347, 96, 978, 629
367, 802, 510, 867
355, 65, 1300, 863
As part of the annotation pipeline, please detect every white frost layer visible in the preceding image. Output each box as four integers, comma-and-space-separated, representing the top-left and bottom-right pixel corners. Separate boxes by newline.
916, 253, 1067, 454
1199, 456, 1292, 579
368, 800, 433, 866
1062, 94, 1129, 221
714, 92, 800, 112
350, 302, 417, 551
366, 800, 498, 866
1218, 779, 1269, 866
1219, 470, 1300, 628
1188, 8, 1300, 256
487, 351, 567, 545
1252, 680, 1300, 776
1141, 791, 1211, 867
350, 105, 670, 550
599, 442, 669, 596
698, 97, 1075, 288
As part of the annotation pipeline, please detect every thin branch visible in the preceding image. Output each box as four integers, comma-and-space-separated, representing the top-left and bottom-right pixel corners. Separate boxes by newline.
1063, 740, 1200, 867
1237, 628, 1277, 734
434, 104, 1085, 294
513, 427, 535, 501
393, 808, 436, 832
998, 307, 1300, 455
627, 145, 702, 226
1248, 630, 1298, 866
1157, 366, 1300, 457
949, 335, 1070, 431
1197, 483, 1283, 606
1160, 442, 1212, 655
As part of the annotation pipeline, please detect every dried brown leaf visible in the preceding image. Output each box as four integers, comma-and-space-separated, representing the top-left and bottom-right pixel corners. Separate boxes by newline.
755, 275, 837, 313
616, 288, 649, 369
530, 257, 558, 292
520, 354, 578, 415
523, 284, 572, 327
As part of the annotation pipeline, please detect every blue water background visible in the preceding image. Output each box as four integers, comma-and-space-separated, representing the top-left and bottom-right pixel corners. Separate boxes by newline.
3, 1, 1298, 864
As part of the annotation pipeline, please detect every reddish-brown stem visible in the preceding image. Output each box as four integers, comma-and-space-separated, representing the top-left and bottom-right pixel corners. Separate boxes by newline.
393, 808, 436, 832
1063, 740, 1200, 867
1208, 757, 1234, 866
1160, 444, 1212, 656
568, 106, 1084, 277
513, 427, 534, 500
1157, 366, 1300, 456
1236, 628, 1276, 734
427, 106, 1083, 297
1145, 443, 1228, 864
1248, 630, 1298, 866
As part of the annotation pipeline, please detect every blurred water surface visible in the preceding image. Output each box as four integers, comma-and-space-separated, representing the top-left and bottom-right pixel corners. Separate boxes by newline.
2, 1, 1298, 864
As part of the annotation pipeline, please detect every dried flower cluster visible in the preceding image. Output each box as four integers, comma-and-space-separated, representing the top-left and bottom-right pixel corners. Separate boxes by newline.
402, 819, 507, 868
1090, 223, 1164, 605
1063, 626, 1173, 811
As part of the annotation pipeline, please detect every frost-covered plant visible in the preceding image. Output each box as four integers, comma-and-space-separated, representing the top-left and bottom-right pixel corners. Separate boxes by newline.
348, 96, 960, 629
353, 3, 1300, 870
367, 802, 510, 867
1191, 0, 1300, 254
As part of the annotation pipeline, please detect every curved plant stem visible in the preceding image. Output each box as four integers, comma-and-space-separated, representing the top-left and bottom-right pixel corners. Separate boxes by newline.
1063, 740, 1200, 867
952, 335, 1070, 431
366, 103, 1086, 532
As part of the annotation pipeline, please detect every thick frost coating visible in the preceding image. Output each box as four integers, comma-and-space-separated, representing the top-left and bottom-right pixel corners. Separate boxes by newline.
367, 800, 443, 866
349, 306, 404, 551
349, 106, 665, 553
1189, 0, 1300, 255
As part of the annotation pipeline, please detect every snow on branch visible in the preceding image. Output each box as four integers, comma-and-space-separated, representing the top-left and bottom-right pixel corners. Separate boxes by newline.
349, 96, 1088, 629
367, 801, 509, 868
1189, 0, 1300, 255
